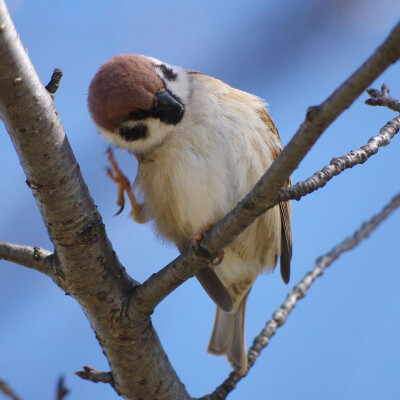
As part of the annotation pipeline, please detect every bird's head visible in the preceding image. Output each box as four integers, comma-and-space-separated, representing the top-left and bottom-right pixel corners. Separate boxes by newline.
88, 54, 188, 154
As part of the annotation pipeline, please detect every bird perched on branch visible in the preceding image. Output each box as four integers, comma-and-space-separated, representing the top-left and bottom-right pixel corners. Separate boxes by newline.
88, 54, 292, 375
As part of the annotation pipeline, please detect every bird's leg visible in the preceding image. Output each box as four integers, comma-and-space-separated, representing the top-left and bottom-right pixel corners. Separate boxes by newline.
106, 147, 144, 223
191, 224, 213, 244
190, 225, 225, 266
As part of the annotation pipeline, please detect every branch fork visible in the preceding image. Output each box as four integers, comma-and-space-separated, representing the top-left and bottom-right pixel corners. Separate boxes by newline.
0, 2, 399, 398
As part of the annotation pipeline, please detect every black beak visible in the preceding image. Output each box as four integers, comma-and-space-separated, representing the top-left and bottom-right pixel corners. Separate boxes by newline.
155, 91, 185, 125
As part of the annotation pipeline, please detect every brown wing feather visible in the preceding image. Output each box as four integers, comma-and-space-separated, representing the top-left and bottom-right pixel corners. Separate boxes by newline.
279, 198, 292, 284
257, 108, 281, 143
196, 268, 234, 313
258, 108, 292, 283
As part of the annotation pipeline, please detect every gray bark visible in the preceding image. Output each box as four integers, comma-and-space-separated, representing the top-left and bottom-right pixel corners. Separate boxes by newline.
0, 0, 400, 398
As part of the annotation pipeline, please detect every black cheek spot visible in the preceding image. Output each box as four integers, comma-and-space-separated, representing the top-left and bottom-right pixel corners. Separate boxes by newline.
118, 124, 148, 141
159, 64, 177, 81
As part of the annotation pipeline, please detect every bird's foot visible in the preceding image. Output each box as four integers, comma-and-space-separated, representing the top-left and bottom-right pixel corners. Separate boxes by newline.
190, 225, 225, 265
106, 147, 144, 223
211, 252, 225, 266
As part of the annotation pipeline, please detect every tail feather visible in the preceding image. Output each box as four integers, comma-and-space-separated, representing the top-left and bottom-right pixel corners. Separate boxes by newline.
227, 298, 247, 373
207, 307, 235, 355
207, 294, 248, 375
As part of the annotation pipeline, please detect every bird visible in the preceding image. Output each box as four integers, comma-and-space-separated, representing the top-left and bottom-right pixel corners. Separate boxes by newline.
88, 54, 292, 375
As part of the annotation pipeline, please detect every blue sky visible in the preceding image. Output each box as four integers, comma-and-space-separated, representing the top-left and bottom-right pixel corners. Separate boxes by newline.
1, 1, 400, 399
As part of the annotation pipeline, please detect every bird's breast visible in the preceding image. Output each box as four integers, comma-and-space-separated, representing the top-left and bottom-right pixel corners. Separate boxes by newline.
136, 144, 234, 249
134, 91, 282, 269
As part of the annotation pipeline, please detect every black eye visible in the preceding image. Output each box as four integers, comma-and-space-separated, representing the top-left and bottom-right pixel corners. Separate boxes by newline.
118, 123, 148, 141
126, 109, 152, 121
123, 90, 184, 128
158, 64, 177, 81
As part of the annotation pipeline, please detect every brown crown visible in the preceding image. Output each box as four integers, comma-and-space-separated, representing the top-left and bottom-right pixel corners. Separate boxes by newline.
88, 54, 164, 131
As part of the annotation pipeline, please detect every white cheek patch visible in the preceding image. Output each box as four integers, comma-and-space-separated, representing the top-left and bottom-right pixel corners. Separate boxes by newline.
148, 57, 191, 105
163, 66, 191, 102
96, 119, 174, 155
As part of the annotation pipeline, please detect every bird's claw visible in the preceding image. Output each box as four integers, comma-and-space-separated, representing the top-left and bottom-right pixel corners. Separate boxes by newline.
106, 148, 131, 215
189, 225, 213, 250
211, 251, 225, 266
189, 225, 225, 265
106, 147, 144, 222
114, 203, 125, 216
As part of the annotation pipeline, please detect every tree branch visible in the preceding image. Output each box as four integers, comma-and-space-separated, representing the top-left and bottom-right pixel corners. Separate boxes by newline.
56, 376, 69, 400
75, 366, 113, 385
0, 376, 70, 400
45, 68, 63, 95
132, 75, 400, 318
0, 2, 188, 399
0, 379, 22, 400
194, 20, 400, 258
0, 241, 54, 275
200, 190, 400, 400
277, 114, 400, 203
5, 105, 395, 281
2, 0, 400, 397
365, 83, 400, 112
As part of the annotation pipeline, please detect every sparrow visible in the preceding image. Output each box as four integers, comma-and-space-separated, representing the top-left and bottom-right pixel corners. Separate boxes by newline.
88, 54, 292, 375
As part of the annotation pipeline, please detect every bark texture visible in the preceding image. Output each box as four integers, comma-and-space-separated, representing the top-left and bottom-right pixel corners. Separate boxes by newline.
1, 0, 400, 398
0, 1, 188, 399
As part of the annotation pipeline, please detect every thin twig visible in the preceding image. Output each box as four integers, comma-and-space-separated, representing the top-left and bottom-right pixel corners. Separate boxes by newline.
365, 83, 400, 112
200, 191, 400, 400
75, 366, 113, 385
0, 380, 22, 400
45, 68, 63, 94
277, 114, 400, 203
56, 376, 69, 400
0, 241, 54, 275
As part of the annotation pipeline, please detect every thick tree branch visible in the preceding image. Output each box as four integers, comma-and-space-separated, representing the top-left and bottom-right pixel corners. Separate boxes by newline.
0, 2, 188, 399
133, 73, 400, 318
194, 21, 400, 257
131, 23, 400, 318
4, 111, 397, 279
200, 190, 400, 400
2, 0, 400, 397
0, 241, 54, 274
